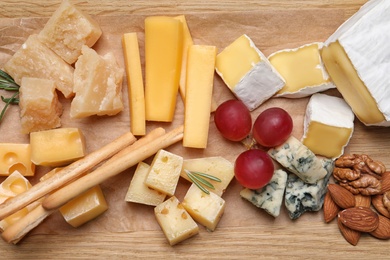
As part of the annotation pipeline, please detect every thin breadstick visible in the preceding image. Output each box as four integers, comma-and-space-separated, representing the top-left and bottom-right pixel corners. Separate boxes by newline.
0, 131, 137, 220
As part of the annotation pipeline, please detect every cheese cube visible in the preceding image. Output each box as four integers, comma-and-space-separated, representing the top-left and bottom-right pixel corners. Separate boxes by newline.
0, 171, 32, 204
302, 94, 354, 159
38, 0, 102, 64
59, 185, 108, 228
30, 128, 86, 167
180, 157, 234, 196
0, 144, 35, 177
154, 196, 199, 246
125, 162, 166, 206
215, 34, 284, 111
19, 77, 63, 134
183, 45, 217, 148
3, 34, 74, 98
268, 42, 335, 98
182, 183, 225, 231
145, 149, 183, 196
70, 46, 124, 118
144, 16, 183, 122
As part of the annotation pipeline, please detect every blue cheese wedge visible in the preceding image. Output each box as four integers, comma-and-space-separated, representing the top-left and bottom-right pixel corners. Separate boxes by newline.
240, 169, 288, 217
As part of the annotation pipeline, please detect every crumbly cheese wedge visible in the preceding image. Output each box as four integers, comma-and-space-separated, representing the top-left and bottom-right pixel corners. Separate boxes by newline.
3, 34, 74, 98
183, 45, 217, 149
322, 0, 390, 126
215, 34, 284, 111
38, 0, 102, 64
0, 144, 35, 177
240, 169, 288, 218
302, 94, 354, 159
269, 42, 335, 98
0, 171, 32, 204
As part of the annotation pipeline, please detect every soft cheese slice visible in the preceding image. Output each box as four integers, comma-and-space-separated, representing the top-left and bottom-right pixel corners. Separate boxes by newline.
322, 0, 390, 126
215, 34, 284, 111
0, 171, 32, 204
240, 169, 288, 218
0, 144, 35, 177
3, 34, 74, 98
268, 136, 334, 184
269, 42, 335, 98
38, 0, 102, 64
302, 94, 354, 159
144, 16, 183, 122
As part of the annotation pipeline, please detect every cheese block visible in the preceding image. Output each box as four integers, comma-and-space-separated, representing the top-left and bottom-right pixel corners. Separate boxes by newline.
0, 171, 32, 204
145, 149, 183, 196
38, 0, 102, 64
144, 16, 183, 122
182, 183, 225, 231
268, 136, 334, 184
0, 202, 40, 232
125, 162, 166, 206
269, 42, 335, 98
180, 157, 234, 196
3, 34, 74, 98
59, 185, 108, 228
30, 128, 86, 167
183, 45, 217, 149
122, 32, 146, 136
302, 94, 354, 159
215, 34, 284, 111
70, 45, 124, 118
322, 0, 390, 126
0, 144, 35, 177
240, 169, 288, 218
19, 77, 63, 134
154, 196, 199, 246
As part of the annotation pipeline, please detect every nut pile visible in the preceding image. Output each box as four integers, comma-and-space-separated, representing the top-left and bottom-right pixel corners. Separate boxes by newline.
323, 154, 390, 246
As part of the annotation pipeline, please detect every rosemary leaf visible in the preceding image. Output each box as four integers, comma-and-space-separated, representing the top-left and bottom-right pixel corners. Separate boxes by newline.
190, 173, 215, 189
186, 170, 210, 195
190, 171, 222, 183
0, 70, 19, 91
0, 92, 19, 122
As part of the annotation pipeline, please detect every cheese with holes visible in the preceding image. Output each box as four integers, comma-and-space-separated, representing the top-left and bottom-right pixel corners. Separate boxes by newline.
144, 16, 183, 122
269, 42, 335, 98
125, 162, 166, 206
0, 171, 32, 204
0, 144, 35, 177
182, 183, 225, 231
3, 34, 74, 98
154, 196, 199, 246
30, 128, 85, 167
38, 0, 102, 64
302, 94, 354, 159
322, 0, 390, 126
70, 45, 124, 118
183, 45, 217, 148
215, 34, 284, 111
19, 77, 63, 134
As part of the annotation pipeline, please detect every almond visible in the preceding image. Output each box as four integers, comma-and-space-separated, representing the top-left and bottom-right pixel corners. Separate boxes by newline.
337, 216, 361, 246
338, 207, 379, 232
354, 194, 371, 208
328, 183, 355, 209
369, 215, 390, 239
381, 171, 390, 194
323, 192, 340, 223
372, 195, 390, 218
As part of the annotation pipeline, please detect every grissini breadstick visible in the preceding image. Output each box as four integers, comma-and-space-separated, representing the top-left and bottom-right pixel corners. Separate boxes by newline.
0, 131, 137, 221
42, 125, 184, 210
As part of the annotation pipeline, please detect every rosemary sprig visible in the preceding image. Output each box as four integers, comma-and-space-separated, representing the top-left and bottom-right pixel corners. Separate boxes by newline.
184, 169, 222, 195
0, 70, 20, 123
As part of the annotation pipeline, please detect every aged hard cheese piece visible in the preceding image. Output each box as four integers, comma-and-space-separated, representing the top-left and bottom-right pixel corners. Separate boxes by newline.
183, 45, 217, 149
144, 16, 183, 122
322, 0, 390, 126
70, 45, 124, 118
240, 169, 288, 218
0, 171, 32, 204
38, 0, 102, 64
302, 94, 354, 159
154, 196, 199, 246
125, 162, 166, 206
30, 128, 86, 167
19, 77, 63, 134
269, 42, 335, 98
0, 144, 35, 177
215, 34, 284, 111
3, 34, 74, 98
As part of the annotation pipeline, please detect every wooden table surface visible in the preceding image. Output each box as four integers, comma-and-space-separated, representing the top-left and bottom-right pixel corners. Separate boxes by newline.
2, 0, 390, 259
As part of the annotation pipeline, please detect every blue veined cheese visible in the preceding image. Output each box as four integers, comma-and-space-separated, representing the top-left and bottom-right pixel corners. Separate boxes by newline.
284, 160, 333, 220
240, 169, 288, 217
268, 136, 331, 184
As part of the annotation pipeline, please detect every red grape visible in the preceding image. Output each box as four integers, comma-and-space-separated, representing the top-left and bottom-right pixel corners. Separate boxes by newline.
214, 100, 252, 141
252, 107, 293, 148
234, 149, 274, 190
